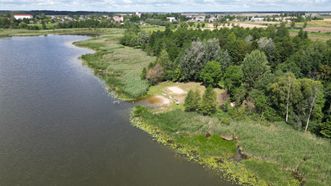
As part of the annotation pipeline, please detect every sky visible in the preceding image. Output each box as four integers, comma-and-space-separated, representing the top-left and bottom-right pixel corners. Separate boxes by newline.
1, 0, 331, 12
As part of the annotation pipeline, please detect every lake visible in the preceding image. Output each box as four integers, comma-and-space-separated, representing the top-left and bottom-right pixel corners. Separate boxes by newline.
0, 35, 236, 186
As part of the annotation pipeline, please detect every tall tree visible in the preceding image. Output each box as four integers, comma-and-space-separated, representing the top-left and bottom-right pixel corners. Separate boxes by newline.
270, 73, 301, 123
180, 39, 221, 81
242, 50, 271, 90
223, 65, 243, 93
199, 61, 222, 87
184, 90, 201, 112
298, 79, 324, 132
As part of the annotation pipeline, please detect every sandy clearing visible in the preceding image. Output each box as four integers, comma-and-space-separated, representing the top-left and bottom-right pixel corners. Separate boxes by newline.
167, 86, 187, 95
145, 95, 171, 106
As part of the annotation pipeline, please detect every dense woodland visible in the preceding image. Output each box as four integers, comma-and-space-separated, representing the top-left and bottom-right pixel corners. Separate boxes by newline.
121, 23, 331, 138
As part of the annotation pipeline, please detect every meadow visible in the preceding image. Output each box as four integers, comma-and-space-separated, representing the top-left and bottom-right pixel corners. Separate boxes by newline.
75, 28, 157, 99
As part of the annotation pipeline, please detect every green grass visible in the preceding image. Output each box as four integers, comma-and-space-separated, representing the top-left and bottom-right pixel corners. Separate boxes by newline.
289, 29, 331, 41
75, 28, 156, 99
131, 106, 331, 186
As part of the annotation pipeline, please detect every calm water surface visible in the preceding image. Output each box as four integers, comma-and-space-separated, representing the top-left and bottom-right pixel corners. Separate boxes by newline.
0, 35, 237, 186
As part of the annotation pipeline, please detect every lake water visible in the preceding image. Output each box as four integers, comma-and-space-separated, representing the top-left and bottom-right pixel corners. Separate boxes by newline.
0, 35, 236, 186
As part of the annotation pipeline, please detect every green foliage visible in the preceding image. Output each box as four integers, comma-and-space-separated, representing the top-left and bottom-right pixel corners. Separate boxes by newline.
223, 65, 243, 92
180, 39, 222, 81
285, 42, 329, 80
242, 50, 271, 90
77, 29, 155, 99
199, 61, 222, 87
184, 90, 201, 112
199, 87, 217, 115
157, 49, 179, 80
141, 67, 147, 80
319, 122, 331, 138
270, 73, 302, 123
297, 78, 325, 131
248, 89, 270, 114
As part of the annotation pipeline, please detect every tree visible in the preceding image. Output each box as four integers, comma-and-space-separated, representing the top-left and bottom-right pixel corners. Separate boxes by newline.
285, 42, 328, 79
223, 65, 243, 92
199, 61, 222, 87
146, 63, 165, 85
249, 89, 269, 114
319, 121, 331, 138
156, 50, 175, 80
219, 50, 232, 72
180, 39, 221, 81
270, 73, 301, 123
199, 87, 217, 115
297, 79, 324, 132
257, 37, 276, 66
242, 50, 271, 90
184, 90, 201, 112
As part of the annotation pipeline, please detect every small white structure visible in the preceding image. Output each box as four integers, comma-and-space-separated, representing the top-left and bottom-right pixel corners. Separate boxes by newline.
135, 12, 142, 18
194, 16, 206, 22
208, 16, 218, 23
113, 15, 124, 23
167, 17, 177, 23
251, 17, 264, 22
14, 14, 33, 20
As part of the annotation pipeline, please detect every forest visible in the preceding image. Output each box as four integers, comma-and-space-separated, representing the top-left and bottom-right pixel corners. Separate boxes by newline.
121, 23, 331, 138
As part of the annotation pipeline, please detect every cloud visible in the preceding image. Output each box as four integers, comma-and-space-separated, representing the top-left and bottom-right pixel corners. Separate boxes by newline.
0, 0, 330, 11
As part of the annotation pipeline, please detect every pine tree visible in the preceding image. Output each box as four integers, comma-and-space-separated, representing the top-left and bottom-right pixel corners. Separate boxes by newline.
184, 90, 194, 112
200, 87, 217, 115
184, 90, 201, 112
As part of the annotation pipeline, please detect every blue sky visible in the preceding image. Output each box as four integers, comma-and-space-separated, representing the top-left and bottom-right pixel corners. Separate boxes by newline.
1, 0, 331, 12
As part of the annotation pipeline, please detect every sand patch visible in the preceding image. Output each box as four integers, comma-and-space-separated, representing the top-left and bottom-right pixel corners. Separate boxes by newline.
167, 86, 186, 95
143, 95, 171, 107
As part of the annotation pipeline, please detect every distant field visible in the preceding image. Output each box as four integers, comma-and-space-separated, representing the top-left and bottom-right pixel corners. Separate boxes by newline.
290, 29, 331, 41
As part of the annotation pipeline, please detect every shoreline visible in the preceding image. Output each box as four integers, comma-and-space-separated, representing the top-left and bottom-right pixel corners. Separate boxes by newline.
130, 108, 264, 186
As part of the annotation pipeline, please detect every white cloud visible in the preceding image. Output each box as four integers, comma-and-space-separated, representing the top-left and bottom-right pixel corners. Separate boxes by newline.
0, 0, 330, 11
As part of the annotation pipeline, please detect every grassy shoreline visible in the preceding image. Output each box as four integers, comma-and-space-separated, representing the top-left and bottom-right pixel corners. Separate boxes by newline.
74, 29, 156, 100
131, 106, 331, 186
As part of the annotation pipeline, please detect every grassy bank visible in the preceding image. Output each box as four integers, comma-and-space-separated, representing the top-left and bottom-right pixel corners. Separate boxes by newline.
74, 28, 156, 100
131, 106, 331, 186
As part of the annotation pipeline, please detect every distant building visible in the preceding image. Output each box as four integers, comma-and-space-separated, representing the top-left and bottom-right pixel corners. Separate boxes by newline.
135, 12, 142, 18
250, 17, 264, 22
167, 17, 177, 23
113, 15, 124, 23
14, 14, 33, 20
194, 16, 206, 22
208, 16, 218, 23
